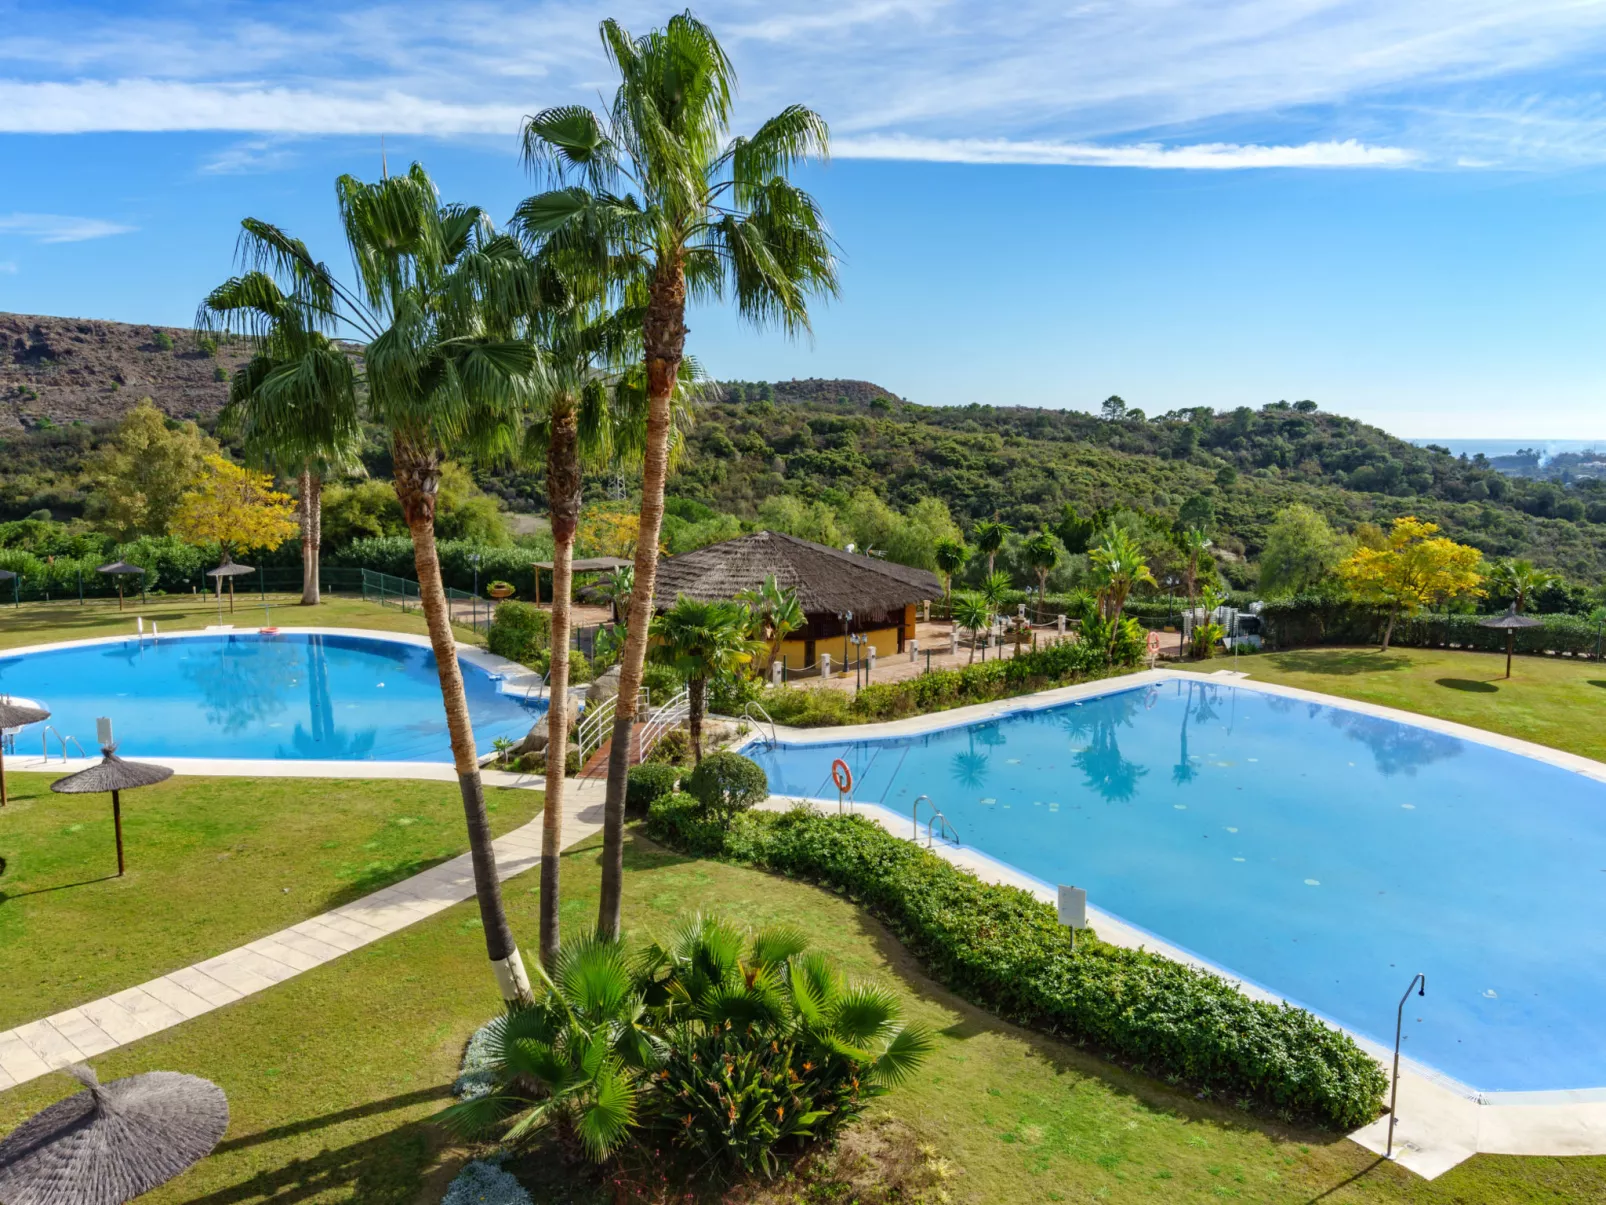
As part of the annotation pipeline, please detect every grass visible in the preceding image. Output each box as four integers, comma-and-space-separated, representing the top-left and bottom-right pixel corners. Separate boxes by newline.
3, 803, 1603, 1203
0, 592, 481, 654
1182, 646, 1606, 763
0, 772, 539, 1030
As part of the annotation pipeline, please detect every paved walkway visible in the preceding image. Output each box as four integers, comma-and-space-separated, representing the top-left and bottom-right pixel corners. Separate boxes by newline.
0, 777, 608, 1092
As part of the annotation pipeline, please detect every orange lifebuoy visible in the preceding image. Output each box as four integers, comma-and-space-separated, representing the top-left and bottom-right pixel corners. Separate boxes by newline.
831, 758, 853, 794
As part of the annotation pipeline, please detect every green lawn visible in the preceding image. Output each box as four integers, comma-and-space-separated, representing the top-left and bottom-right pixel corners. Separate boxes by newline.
0, 772, 539, 1030
3, 811, 1602, 1203
1182, 646, 1606, 763
0, 593, 479, 654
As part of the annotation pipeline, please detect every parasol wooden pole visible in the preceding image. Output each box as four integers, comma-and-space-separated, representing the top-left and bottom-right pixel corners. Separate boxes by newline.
118, 580, 125, 611
112, 789, 125, 875
1506, 631, 1513, 680
1, 739, 8, 807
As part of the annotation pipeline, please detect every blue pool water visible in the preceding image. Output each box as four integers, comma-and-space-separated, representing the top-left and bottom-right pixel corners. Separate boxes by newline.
749, 679, 1606, 1094
0, 633, 546, 762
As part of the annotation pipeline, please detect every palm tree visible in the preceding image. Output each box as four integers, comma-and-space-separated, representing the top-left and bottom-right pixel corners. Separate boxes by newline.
207, 166, 544, 1003
952, 593, 991, 664
518, 13, 838, 939
198, 273, 361, 606
933, 538, 968, 615
972, 518, 1012, 577
649, 596, 756, 761
1089, 527, 1156, 623
1179, 527, 1212, 614
736, 573, 803, 673
1022, 531, 1060, 621
1489, 558, 1558, 614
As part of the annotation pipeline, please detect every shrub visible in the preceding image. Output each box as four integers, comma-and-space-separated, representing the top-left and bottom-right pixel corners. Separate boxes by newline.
151, 329, 174, 351
487, 601, 550, 667
565, 648, 594, 685
441, 1159, 531, 1205
685, 751, 768, 819
212, 365, 228, 382
644, 726, 691, 766
626, 763, 680, 814
646, 806, 1387, 1131
642, 662, 685, 704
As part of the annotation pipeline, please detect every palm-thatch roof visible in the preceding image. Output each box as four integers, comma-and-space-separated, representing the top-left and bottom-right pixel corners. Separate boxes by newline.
0, 569, 14, 582
0, 697, 50, 730
0, 1064, 228, 1205
50, 749, 173, 794
653, 531, 940, 621
1479, 605, 1543, 630
96, 561, 146, 576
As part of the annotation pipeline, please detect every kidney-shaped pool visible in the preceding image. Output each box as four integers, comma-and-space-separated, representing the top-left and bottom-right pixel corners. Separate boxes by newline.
748, 676, 1606, 1095
0, 631, 545, 763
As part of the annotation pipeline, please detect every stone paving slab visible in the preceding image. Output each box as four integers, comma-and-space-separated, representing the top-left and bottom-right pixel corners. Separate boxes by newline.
0, 778, 607, 1094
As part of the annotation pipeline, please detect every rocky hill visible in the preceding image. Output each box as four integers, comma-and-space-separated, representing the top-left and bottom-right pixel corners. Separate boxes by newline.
1, 312, 248, 433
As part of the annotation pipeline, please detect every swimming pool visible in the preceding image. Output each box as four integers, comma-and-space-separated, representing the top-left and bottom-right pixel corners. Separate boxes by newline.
748, 677, 1606, 1095
0, 632, 546, 762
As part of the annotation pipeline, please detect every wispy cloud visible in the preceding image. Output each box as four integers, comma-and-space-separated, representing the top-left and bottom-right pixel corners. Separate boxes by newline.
200, 137, 300, 175
4, 1, 1606, 168
0, 213, 136, 243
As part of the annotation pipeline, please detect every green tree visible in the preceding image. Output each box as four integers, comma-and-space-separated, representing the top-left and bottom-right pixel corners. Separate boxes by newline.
210, 166, 545, 1003
1089, 526, 1156, 623
518, 13, 838, 939
736, 573, 804, 673
650, 596, 756, 762
1179, 527, 1213, 612
1337, 517, 1485, 651
757, 495, 841, 546
83, 400, 219, 539
1258, 503, 1344, 597
952, 593, 991, 664
1488, 558, 1559, 614
972, 518, 1012, 577
933, 538, 968, 612
1022, 530, 1060, 621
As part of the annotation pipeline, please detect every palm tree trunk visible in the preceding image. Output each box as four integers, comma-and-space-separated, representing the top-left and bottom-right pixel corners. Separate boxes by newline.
540, 403, 581, 969
598, 259, 685, 941
300, 466, 322, 606
394, 443, 531, 1002
688, 676, 705, 763
1037, 570, 1047, 622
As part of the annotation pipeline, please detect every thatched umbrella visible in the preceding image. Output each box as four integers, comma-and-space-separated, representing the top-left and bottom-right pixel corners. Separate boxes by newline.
95, 561, 147, 612
50, 746, 173, 876
0, 695, 50, 807
1479, 605, 1543, 679
0, 1063, 228, 1205
205, 556, 255, 615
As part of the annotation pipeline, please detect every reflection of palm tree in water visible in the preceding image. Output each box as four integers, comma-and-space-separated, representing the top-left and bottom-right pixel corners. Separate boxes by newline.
1060, 693, 1148, 802
949, 751, 989, 791
1173, 680, 1198, 786
307, 635, 335, 744
181, 638, 297, 733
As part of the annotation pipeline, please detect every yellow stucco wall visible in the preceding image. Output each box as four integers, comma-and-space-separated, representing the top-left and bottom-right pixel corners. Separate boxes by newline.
772, 625, 902, 671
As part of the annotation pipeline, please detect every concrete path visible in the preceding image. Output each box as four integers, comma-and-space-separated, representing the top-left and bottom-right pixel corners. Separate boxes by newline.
0, 777, 608, 1093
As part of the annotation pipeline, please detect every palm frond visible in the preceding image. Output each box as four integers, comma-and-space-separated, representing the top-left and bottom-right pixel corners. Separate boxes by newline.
870, 1024, 935, 1086
826, 984, 901, 1047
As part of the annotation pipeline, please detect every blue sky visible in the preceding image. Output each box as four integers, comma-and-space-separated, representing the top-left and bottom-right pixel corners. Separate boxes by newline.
2, 1, 1605, 439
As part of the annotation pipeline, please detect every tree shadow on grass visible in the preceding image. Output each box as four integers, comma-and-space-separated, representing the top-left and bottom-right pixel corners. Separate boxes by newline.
318, 856, 458, 911
1437, 678, 1498, 693
1264, 650, 1412, 677
1589, 681, 1606, 691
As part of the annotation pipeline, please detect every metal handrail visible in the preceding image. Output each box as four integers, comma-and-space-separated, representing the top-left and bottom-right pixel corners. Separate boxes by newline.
638, 688, 690, 763
741, 700, 778, 749
40, 726, 85, 763
926, 810, 960, 848
910, 795, 960, 847
576, 694, 616, 764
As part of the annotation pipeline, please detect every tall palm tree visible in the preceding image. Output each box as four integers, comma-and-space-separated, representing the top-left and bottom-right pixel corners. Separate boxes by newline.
197, 274, 361, 606
649, 596, 755, 761
1089, 527, 1156, 623
1489, 558, 1557, 614
933, 538, 968, 615
972, 518, 1012, 578
736, 573, 803, 673
518, 13, 837, 938
207, 165, 545, 1002
1179, 527, 1212, 613
1022, 531, 1060, 621
952, 593, 991, 665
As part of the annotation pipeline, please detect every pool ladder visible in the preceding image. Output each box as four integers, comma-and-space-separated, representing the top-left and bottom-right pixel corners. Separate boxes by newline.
911, 795, 960, 849
40, 726, 87, 762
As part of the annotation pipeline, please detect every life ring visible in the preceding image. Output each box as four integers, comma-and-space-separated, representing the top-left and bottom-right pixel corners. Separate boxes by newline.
830, 758, 853, 794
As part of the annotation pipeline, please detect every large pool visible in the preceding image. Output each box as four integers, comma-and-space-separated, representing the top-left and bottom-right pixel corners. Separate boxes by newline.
0, 632, 546, 762
748, 677, 1606, 1095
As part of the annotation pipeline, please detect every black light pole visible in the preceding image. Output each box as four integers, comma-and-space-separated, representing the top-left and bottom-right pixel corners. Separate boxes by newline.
1387, 973, 1427, 1159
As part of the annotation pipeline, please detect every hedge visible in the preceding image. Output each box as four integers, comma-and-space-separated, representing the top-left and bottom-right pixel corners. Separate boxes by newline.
646, 803, 1387, 1131
1259, 596, 1606, 658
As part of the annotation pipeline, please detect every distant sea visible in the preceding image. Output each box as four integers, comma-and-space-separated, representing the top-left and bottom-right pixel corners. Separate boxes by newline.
1409, 438, 1606, 459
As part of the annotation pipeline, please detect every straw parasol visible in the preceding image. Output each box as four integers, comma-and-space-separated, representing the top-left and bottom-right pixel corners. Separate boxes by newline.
50, 745, 173, 876
0, 1063, 228, 1205
1479, 605, 1543, 679
205, 556, 255, 614
0, 695, 50, 807
95, 561, 147, 612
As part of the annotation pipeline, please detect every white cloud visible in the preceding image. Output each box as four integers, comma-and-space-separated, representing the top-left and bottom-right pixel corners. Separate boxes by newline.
200, 138, 300, 175
0, 214, 136, 243
834, 135, 1418, 169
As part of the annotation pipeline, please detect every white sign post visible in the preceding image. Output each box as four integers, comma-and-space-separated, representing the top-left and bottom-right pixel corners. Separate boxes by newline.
1058, 884, 1088, 950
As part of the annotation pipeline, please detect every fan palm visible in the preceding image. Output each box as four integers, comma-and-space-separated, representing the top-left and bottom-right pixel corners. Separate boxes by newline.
517, 12, 838, 938
933, 538, 968, 615
736, 574, 804, 674
972, 519, 1012, 577
1022, 531, 1060, 621
1089, 527, 1156, 623
952, 593, 991, 664
203, 165, 544, 1002
197, 273, 362, 605
649, 596, 757, 761
1179, 527, 1212, 613
1489, 558, 1557, 614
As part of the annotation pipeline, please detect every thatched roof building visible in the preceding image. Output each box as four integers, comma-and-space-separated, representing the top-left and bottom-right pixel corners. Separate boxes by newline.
653, 531, 940, 664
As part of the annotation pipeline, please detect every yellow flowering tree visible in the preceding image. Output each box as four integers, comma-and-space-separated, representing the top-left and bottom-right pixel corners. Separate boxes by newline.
171, 455, 298, 609
1337, 516, 1484, 651
576, 504, 642, 561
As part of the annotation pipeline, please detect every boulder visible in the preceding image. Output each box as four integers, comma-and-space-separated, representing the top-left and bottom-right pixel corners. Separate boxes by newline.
512, 725, 549, 757
587, 666, 623, 705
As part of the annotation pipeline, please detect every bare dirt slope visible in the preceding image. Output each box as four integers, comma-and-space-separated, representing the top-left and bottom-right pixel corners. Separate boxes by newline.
2, 312, 249, 433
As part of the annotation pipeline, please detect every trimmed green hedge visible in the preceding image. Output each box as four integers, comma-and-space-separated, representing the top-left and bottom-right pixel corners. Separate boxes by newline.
1259, 596, 1606, 658
646, 802, 1386, 1131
